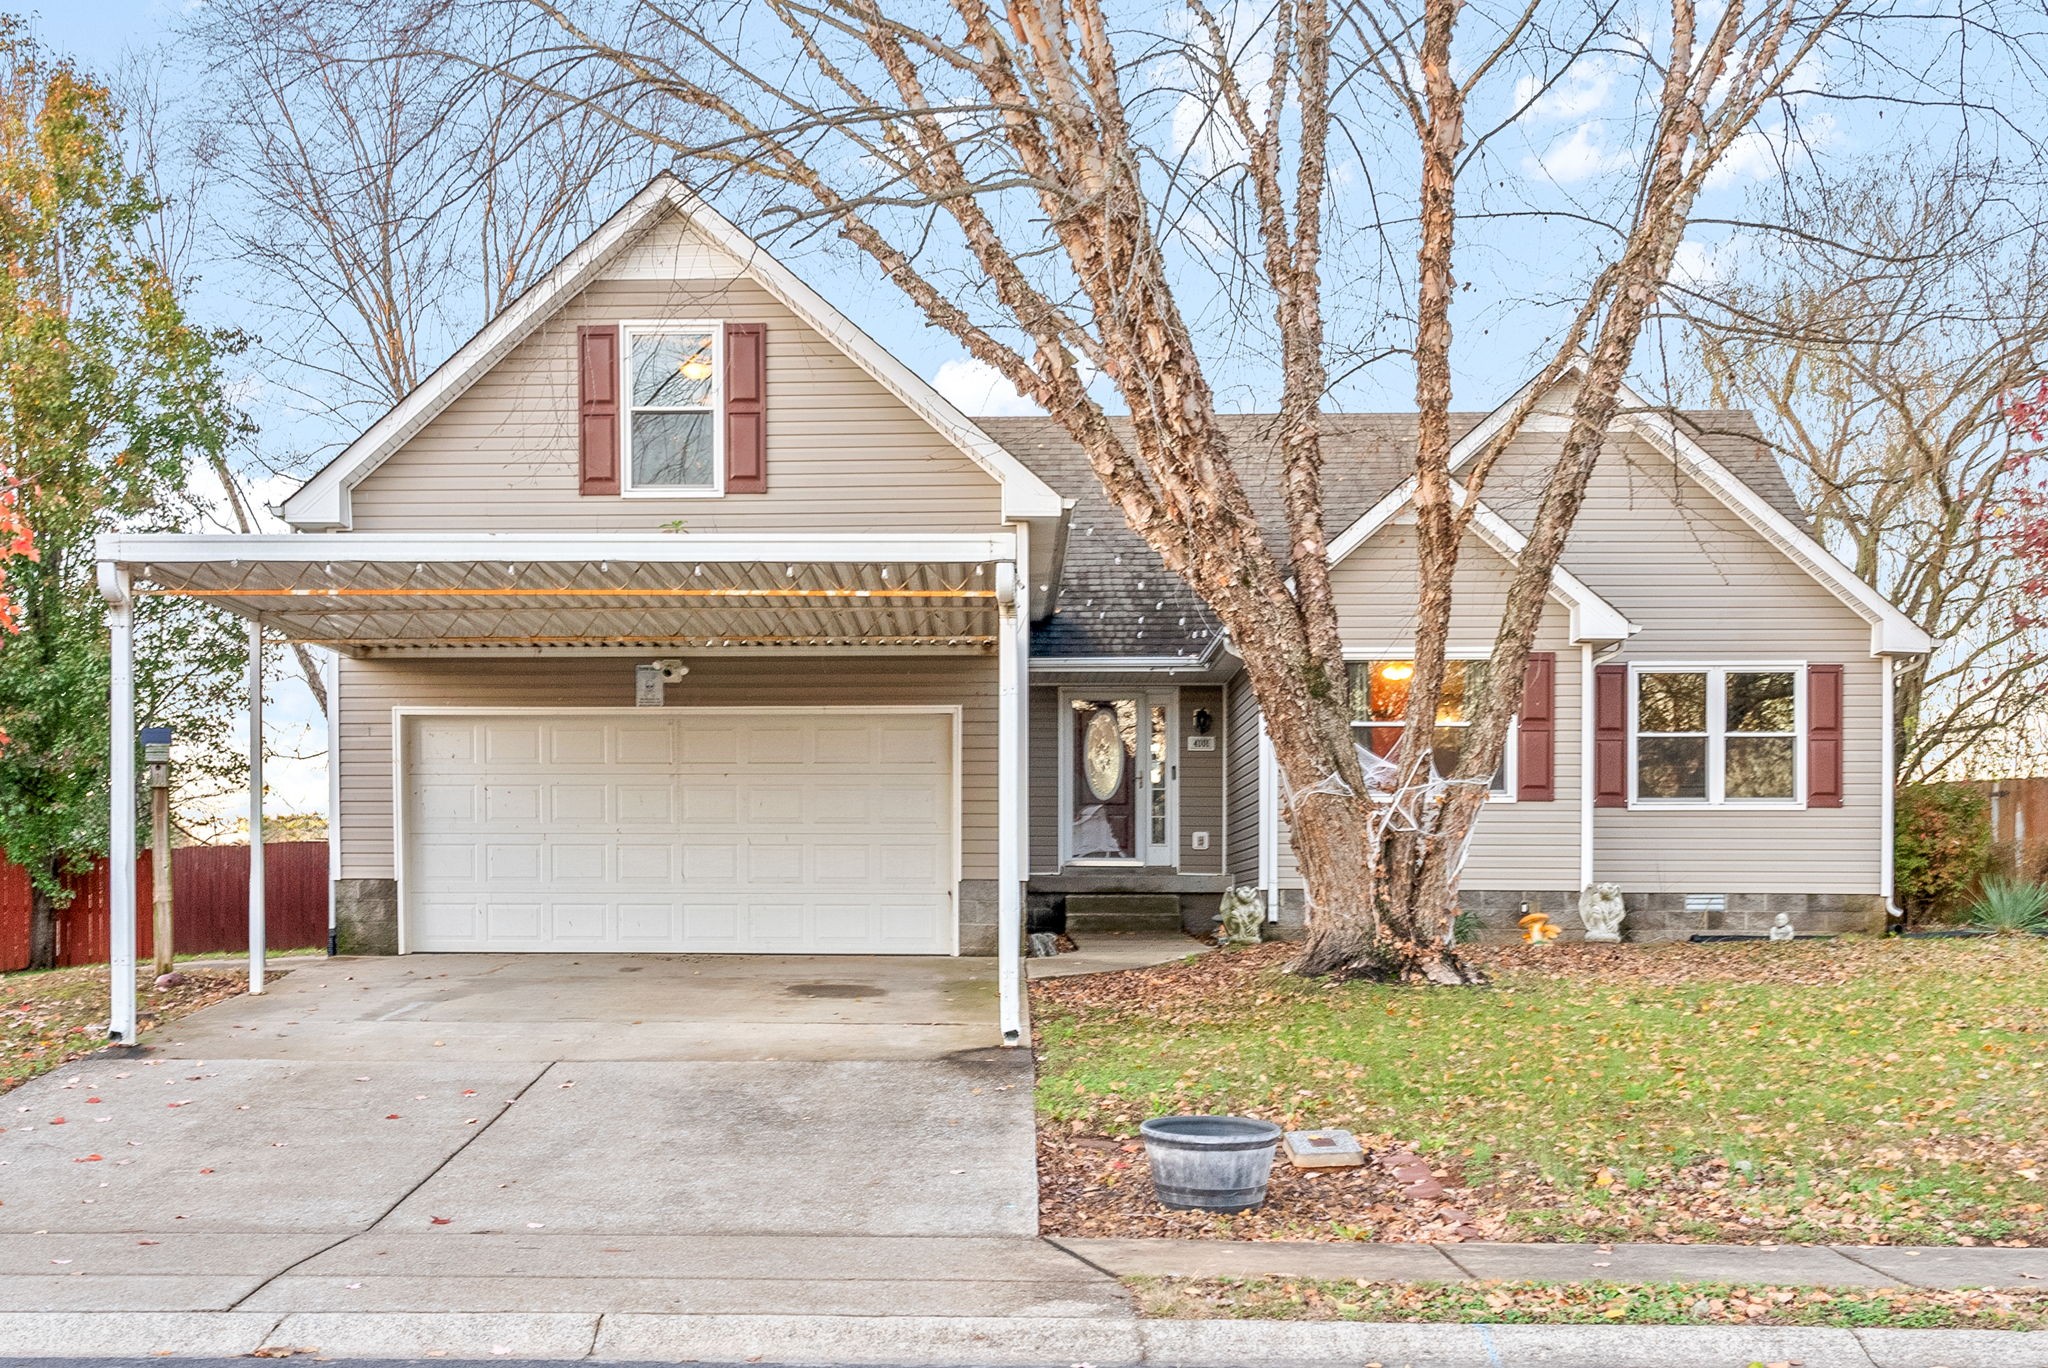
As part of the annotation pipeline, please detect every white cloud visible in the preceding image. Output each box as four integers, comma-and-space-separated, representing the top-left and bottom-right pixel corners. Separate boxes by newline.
1512, 61, 1618, 121
1522, 123, 1636, 185
1706, 111, 1838, 190
931, 358, 1042, 416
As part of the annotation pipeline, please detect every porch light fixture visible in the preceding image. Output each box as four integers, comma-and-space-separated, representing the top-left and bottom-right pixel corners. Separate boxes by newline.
1193, 708, 1213, 736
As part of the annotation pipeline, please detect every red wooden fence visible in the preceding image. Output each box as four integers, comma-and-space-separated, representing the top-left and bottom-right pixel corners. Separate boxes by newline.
0, 842, 328, 972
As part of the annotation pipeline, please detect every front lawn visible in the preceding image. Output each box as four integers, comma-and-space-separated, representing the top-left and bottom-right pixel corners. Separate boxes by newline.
1033, 939, 2048, 1245
1128, 1276, 2048, 1330
2, 964, 254, 1093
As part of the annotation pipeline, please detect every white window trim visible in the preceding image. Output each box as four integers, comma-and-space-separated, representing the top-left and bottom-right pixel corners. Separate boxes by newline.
1056, 686, 1181, 867
619, 320, 724, 498
1341, 651, 1518, 803
1627, 662, 1806, 810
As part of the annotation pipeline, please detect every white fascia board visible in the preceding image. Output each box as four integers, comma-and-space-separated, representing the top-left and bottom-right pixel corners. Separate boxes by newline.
1429, 358, 1929, 659
1605, 385, 1932, 657
1323, 480, 1635, 646
661, 183, 1062, 521
282, 174, 1062, 528
280, 178, 680, 529
97, 530, 1018, 568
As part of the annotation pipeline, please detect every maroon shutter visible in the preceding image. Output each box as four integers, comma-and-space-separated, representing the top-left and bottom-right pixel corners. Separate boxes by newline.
1807, 663, 1844, 808
1594, 663, 1629, 808
724, 322, 766, 494
577, 325, 620, 495
1516, 651, 1556, 801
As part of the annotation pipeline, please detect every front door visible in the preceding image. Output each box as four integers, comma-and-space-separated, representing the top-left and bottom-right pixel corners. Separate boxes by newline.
1066, 694, 1176, 865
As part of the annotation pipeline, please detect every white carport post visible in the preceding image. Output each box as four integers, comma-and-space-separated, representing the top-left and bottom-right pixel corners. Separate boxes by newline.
995, 560, 1024, 1045
99, 564, 139, 1044
246, 617, 267, 993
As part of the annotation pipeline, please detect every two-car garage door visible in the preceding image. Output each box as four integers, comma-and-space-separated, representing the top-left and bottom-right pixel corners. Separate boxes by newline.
401, 710, 955, 954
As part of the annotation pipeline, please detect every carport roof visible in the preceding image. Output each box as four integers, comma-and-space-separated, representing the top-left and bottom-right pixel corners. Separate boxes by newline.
95, 532, 1014, 656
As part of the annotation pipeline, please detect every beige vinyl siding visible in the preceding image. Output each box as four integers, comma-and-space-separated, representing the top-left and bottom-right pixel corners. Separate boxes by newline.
336, 653, 997, 882
1583, 444, 1880, 893
1277, 524, 1583, 892
1028, 685, 1060, 873
1223, 676, 1263, 886
1177, 687, 1224, 873
1490, 431, 1882, 894
345, 212, 1004, 533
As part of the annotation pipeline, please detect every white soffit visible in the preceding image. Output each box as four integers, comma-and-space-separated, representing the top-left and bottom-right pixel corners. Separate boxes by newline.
280, 174, 1062, 528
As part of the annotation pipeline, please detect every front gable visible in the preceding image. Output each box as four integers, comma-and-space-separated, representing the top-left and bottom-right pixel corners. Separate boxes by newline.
282, 176, 1062, 534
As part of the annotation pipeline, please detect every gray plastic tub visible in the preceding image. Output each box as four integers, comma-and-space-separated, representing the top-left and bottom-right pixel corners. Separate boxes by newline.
1139, 1114, 1284, 1212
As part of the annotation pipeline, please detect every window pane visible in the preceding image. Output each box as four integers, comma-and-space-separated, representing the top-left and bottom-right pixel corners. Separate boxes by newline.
1638, 672, 1707, 733
1148, 705, 1168, 847
1727, 671, 1796, 733
1437, 661, 1489, 724
1349, 660, 1415, 723
1432, 725, 1507, 793
1726, 735, 1796, 799
631, 331, 716, 408
1637, 735, 1709, 799
630, 411, 715, 487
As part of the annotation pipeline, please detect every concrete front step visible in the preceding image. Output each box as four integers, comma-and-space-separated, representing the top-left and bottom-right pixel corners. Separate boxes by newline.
1064, 894, 1183, 935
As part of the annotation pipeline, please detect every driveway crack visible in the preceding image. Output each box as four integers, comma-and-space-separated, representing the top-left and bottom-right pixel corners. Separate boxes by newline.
226, 1060, 555, 1310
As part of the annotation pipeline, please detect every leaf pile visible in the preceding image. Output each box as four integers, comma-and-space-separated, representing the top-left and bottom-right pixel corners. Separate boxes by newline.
2, 965, 250, 1092
1033, 938, 2048, 1245
1128, 1275, 2048, 1329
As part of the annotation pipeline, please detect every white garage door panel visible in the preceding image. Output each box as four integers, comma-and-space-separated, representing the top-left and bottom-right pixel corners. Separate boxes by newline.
403, 712, 954, 954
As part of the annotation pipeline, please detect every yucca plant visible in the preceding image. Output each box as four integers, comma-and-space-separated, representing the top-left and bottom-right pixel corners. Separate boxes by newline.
1964, 878, 2048, 934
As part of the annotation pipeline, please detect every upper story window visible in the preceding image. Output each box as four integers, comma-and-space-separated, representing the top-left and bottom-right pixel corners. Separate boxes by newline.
624, 325, 719, 492
1632, 666, 1800, 805
1346, 658, 1510, 795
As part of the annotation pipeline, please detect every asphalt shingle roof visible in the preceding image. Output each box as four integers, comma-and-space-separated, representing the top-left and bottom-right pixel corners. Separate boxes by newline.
981, 410, 1802, 660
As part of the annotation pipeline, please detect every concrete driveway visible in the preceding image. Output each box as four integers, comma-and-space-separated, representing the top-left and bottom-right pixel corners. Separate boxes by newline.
0, 955, 1117, 1324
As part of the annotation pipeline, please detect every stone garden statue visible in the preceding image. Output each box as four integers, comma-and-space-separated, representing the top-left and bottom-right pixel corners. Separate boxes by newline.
1579, 882, 1626, 943
1769, 912, 1796, 942
1215, 886, 1265, 947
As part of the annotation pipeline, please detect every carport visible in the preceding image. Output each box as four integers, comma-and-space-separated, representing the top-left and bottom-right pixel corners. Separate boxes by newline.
92, 530, 1031, 1047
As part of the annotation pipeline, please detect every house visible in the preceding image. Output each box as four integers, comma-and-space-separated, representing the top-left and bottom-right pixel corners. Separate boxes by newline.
93, 175, 1930, 1044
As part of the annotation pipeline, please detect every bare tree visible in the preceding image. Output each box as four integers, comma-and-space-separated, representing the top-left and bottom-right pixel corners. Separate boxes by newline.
328, 0, 2023, 981
1684, 161, 2048, 781
113, 53, 335, 718
187, 0, 671, 431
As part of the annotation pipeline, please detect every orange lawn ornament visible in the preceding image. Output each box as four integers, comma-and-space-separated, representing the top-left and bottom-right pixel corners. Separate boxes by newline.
1518, 911, 1561, 945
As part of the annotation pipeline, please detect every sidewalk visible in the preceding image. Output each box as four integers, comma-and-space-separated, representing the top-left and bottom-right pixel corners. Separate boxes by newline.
1055, 1234, 2048, 1289
1, 1234, 2042, 1365
0, 1306, 2037, 1366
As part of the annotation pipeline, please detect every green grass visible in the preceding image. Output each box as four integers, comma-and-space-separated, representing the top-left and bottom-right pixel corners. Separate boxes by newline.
1033, 939, 2048, 1244
1127, 1275, 2048, 1329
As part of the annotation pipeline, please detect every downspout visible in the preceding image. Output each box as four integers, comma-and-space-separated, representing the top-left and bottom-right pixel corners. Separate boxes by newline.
1257, 719, 1279, 922
1580, 643, 1596, 893
1882, 654, 1904, 929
